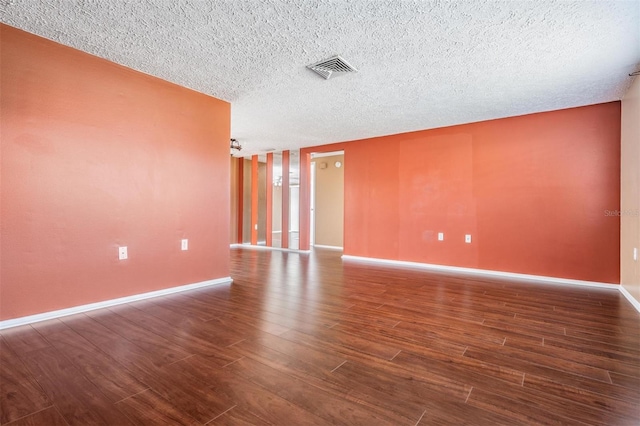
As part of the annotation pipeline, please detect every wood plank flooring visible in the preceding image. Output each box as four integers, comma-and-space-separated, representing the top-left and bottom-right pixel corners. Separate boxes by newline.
1, 248, 639, 425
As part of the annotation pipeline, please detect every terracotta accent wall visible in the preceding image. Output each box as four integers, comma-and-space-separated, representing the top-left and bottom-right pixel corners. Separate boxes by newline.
312, 155, 344, 247
303, 103, 620, 283
265, 153, 273, 246
621, 77, 640, 301
242, 159, 252, 243
229, 157, 244, 244
0, 25, 231, 320
230, 157, 240, 244
257, 162, 267, 243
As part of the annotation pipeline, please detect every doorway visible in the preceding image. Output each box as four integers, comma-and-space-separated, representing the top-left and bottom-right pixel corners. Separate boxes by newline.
310, 151, 344, 249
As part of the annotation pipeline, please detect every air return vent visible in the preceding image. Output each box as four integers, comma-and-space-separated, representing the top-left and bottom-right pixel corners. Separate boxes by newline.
307, 55, 357, 80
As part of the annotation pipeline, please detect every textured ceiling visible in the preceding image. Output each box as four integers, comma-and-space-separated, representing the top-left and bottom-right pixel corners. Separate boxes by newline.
2, 1, 639, 156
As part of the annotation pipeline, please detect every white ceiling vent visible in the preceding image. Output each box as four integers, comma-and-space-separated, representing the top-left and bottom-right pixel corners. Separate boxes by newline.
307, 55, 357, 80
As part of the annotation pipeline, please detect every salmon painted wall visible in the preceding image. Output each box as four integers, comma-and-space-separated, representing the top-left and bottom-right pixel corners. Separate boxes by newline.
303, 103, 621, 283
0, 25, 231, 320
230, 157, 240, 244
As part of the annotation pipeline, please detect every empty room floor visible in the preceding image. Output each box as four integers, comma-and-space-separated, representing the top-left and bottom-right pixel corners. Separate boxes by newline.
1, 248, 639, 425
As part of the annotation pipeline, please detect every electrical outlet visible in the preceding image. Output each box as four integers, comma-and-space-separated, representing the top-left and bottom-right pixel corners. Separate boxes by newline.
438, 232, 444, 241
118, 246, 128, 260
181, 239, 188, 251
465, 234, 472, 243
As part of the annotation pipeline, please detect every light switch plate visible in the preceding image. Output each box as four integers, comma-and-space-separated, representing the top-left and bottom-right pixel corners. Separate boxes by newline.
181, 239, 188, 251
465, 235, 472, 243
118, 246, 128, 260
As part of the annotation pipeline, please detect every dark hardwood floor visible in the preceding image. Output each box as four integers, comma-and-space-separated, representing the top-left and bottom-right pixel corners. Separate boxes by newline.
2, 248, 639, 425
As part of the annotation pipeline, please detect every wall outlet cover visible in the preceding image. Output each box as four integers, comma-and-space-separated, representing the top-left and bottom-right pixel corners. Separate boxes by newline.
438, 232, 444, 241
118, 246, 128, 260
181, 239, 188, 251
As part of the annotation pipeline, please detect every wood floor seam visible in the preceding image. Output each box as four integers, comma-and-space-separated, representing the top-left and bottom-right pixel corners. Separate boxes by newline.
205, 404, 237, 424
330, 360, 347, 373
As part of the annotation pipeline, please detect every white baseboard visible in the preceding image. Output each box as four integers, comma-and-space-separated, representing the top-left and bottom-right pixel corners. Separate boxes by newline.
6, 256, 635, 332
341, 255, 640, 313
313, 244, 344, 250
341, 255, 616, 289
619, 285, 640, 313
0, 277, 232, 330
230, 243, 311, 254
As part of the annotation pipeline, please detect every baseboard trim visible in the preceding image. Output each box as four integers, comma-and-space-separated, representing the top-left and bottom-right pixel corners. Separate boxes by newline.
0, 277, 233, 330
230, 243, 311, 254
619, 285, 640, 313
341, 255, 616, 289
313, 244, 344, 250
